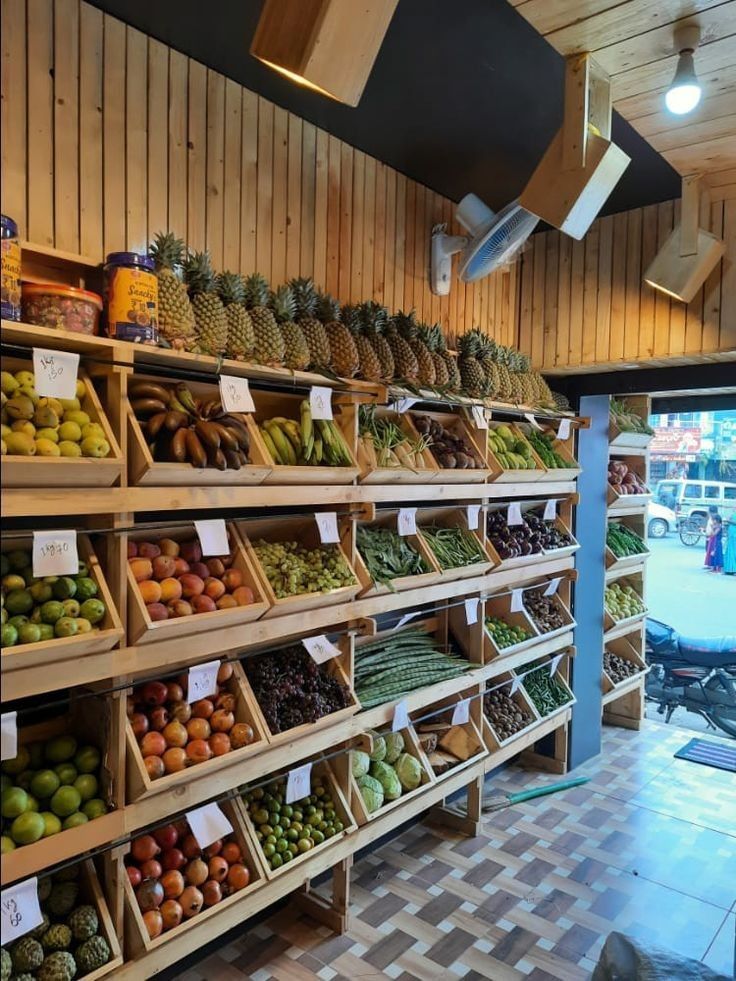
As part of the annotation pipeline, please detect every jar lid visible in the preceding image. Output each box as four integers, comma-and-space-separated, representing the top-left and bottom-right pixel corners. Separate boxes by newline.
104, 251, 155, 272
22, 282, 104, 310
1, 214, 19, 237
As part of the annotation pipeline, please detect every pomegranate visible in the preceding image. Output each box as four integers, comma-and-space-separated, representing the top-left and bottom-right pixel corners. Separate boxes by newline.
162, 719, 188, 748
203, 839, 223, 859
181, 834, 201, 860
185, 857, 209, 887
191, 699, 214, 719
179, 885, 204, 918
160, 869, 185, 899
210, 709, 235, 732
227, 864, 250, 890
169, 700, 192, 724
140, 732, 166, 758
140, 680, 168, 707
186, 739, 213, 765
220, 842, 241, 864
126, 695, 136, 717
144, 755, 165, 780
126, 865, 142, 888
230, 723, 254, 749
149, 706, 170, 732
140, 859, 163, 881
153, 824, 178, 851
216, 661, 233, 684
207, 856, 229, 883
215, 692, 237, 713
131, 712, 149, 739
209, 732, 231, 757
136, 878, 164, 912
201, 879, 222, 907
160, 899, 183, 930
143, 909, 163, 939
131, 834, 160, 863
162, 747, 188, 774
161, 848, 186, 872
185, 717, 211, 741
166, 682, 184, 703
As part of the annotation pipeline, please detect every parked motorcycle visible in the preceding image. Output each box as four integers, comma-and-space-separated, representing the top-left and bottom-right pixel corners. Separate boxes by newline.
645, 619, 736, 738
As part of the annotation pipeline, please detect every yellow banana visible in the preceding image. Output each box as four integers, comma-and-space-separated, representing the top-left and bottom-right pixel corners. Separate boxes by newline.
300, 400, 313, 454
260, 426, 280, 463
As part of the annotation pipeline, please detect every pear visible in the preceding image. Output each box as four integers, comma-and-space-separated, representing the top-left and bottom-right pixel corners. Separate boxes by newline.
34, 405, 60, 429
11, 420, 36, 436
5, 432, 36, 455
14, 370, 35, 388
35, 438, 61, 457
5, 397, 35, 421
1, 371, 19, 396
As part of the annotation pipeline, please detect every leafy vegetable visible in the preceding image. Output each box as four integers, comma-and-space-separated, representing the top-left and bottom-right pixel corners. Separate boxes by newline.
383, 731, 404, 765
395, 752, 422, 791
357, 524, 428, 588
370, 760, 402, 800
357, 774, 384, 812
351, 750, 370, 779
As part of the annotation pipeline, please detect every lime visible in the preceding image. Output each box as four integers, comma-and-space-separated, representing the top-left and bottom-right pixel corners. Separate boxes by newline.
2, 574, 27, 592
73, 774, 98, 801
45, 735, 77, 763
253, 807, 270, 825
26, 742, 43, 769
1, 623, 18, 647
74, 746, 100, 774
54, 763, 78, 785
15, 770, 35, 791
17, 623, 41, 645
82, 798, 106, 819
30, 769, 60, 800
281, 850, 293, 863
7, 550, 30, 571
74, 577, 98, 601
258, 824, 274, 838
50, 785, 81, 817
63, 812, 88, 830
286, 828, 298, 842
40, 601, 64, 624
1, 787, 29, 818
269, 853, 283, 869
2, 745, 31, 775
25, 794, 39, 812
287, 841, 298, 856
8, 616, 29, 631
41, 811, 62, 837
1, 835, 15, 853
297, 838, 312, 854
75, 618, 92, 634
76, 561, 90, 577
10, 810, 45, 844
52, 577, 77, 600
263, 843, 276, 858
311, 829, 325, 845
275, 838, 288, 853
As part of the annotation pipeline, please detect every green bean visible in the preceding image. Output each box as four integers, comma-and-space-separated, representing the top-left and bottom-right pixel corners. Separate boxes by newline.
421, 525, 485, 570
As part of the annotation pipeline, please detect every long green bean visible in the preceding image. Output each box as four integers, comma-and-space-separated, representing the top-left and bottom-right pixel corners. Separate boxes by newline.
421, 525, 485, 570
523, 666, 571, 716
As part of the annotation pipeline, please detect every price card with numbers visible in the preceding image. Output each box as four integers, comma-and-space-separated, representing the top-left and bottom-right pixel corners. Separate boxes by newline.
466, 504, 481, 530
187, 660, 220, 701
464, 597, 479, 625
558, 418, 571, 441
315, 511, 339, 544
524, 413, 543, 430
544, 577, 562, 597
1, 878, 43, 945
509, 676, 522, 696
397, 508, 417, 536
395, 610, 420, 630
193, 519, 229, 557
392, 699, 409, 732
219, 374, 255, 413
510, 588, 525, 613
32, 530, 78, 577
286, 762, 313, 804
549, 653, 563, 677
302, 634, 341, 664
507, 502, 523, 526
186, 802, 233, 850
310, 386, 333, 420
451, 698, 470, 726
33, 348, 79, 400
1, 712, 17, 762
544, 498, 557, 520
471, 405, 489, 429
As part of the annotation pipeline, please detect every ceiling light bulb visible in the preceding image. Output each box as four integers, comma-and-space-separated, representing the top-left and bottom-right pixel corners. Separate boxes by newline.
665, 26, 702, 115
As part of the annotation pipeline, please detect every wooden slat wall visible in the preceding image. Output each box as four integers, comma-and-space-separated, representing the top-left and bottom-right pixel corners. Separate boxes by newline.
517, 199, 736, 372
0, 0, 517, 343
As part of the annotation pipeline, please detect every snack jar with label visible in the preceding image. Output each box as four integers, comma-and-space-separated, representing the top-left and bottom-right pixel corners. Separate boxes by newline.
104, 251, 159, 344
1, 214, 22, 322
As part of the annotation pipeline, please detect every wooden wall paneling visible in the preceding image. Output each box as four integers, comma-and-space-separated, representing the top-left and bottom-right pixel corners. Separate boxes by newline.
637, 204, 658, 360
350, 149, 365, 303
555, 234, 572, 367
102, 13, 125, 254
1, 0, 27, 235
124, 26, 147, 252
146, 38, 168, 247
568, 237, 585, 365
239, 88, 258, 275
720, 200, 736, 349
608, 211, 627, 362
299, 120, 316, 280
595, 214, 613, 365
205, 70, 225, 271
668, 200, 686, 355
401, 170, 414, 312
186, 60, 207, 253
703, 199, 725, 351
222, 79, 243, 271
430, 193, 443, 325
372, 160, 386, 301
543, 232, 559, 369
518, 245, 533, 358
285, 112, 302, 281
623, 206, 641, 361
167, 48, 188, 242
531, 233, 546, 369
312, 126, 328, 288
79, 4, 103, 258
581, 221, 599, 364
382, 166, 396, 311
270, 104, 288, 286
361, 152, 376, 302
393, 172, 406, 313
325, 134, 341, 296
26, 0, 54, 246
255, 96, 274, 279
54, 0, 79, 253
652, 200, 674, 358
411, 184, 425, 321
338, 141, 353, 301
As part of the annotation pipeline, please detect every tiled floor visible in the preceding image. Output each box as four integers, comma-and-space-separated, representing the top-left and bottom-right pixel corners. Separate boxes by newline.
177, 721, 736, 980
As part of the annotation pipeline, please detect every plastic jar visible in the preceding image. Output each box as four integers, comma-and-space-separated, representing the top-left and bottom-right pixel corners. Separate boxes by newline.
1, 214, 22, 322
104, 251, 159, 344
22, 283, 103, 334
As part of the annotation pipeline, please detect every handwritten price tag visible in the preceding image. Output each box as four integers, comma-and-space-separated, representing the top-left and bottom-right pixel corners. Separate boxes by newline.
219, 374, 255, 413
451, 698, 470, 726
466, 505, 481, 531
549, 653, 564, 678
544, 498, 557, 521
193, 519, 229, 557
286, 762, 312, 804
395, 610, 420, 630
32, 348, 79, 400
507, 502, 523, 526
510, 588, 525, 613
471, 405, 489, 429
544, 577, 562, 597
187, 660, 220, 701
392, 699, 409, 732
464, 597, 479, 625
302, 634, 341, 664
524, 413, 543, 430
310, 386, 333, 420
509, 676, 522, 696
186, 802, 233, 850
388, 397, 418, 414
558, 418, 572, 441
315, 512, 339, 544
32, 530, 78, 577
1, 713, 17, 762
1, 878, 43, 945
397, 508, 417, 536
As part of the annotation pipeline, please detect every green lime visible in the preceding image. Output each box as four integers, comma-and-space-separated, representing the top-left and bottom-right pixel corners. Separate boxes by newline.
263, 843, 276, 858
40, 600, 64, 624
281, 804, 293, 818
8, 615, 29, 630
74, 577, 98, 601
7, 550, 30, 571
1, 787, 29, 818
30, 769, 60, 800
74, 746, 100, 774
281, 850, 293, 863
286, 828, 299, 842
311, 829, 325, 845
76, 562, 90, 578
17, 623, 41, 645
287, 841, 298, 856
52, 577, 77, 600
50, 785, 81, 817
54, 763, 77, 785
1, 623, 17, 647
73, 774, 98, 801
82, 798, 106, 819
2, 573, 27, 592
10, 810, 45, 844
269, 853, 283, 869
54, 617, 78, 638
297, 838, 312, 854
45, 735, 77, 763
258, 824, 274, 837
63, 812, 88, 830
1, 835, 15, 853
253, 807, 269, 825
275, 838, 288, 854
41, 811, 62, 837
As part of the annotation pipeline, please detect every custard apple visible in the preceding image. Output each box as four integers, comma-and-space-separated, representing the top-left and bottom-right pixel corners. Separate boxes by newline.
38, 877, 52, 902
28, 912, 51, 939
46, 882, 78, 917
41, 924, 72, 951
37, 951, 77, 981
11, 937, 44, 973
14, 975, 35, 981
76, 935, 110, 973
1, 948, 10, 981
67, 904, 98, 941
53, 864, 79, 883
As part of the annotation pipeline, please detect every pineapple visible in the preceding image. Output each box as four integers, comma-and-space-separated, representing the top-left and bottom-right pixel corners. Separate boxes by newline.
244, 273, 284, 366
289, 278, 332, 370
270, 285, 310, 370
515, 351, 536, 406
419, 323, 449, 388
182, 251, 228, 356
315, 293, 359, 378
217, 272, 255, 361
495, 345, 514, 402
457, 331, 488, 397
386, 315, 419, 382
360, 302, 394, 380
149, 232, 196, 349
477, 333, 501, 397
395, 310, 435, 386
342, 304, 382, 381
436, 329, 461, 391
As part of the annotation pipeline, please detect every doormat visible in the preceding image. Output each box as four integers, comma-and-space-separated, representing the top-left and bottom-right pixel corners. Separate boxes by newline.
674, 738, 736, 773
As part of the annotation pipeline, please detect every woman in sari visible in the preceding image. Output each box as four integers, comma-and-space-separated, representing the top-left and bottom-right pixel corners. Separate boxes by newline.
704, 506, 723, 573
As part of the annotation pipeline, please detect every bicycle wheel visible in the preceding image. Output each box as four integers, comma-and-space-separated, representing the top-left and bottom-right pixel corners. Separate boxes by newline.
679, 516, 704, 547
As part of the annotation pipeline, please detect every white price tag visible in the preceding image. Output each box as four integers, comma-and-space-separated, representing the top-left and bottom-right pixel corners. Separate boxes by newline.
186, 802, 233, 850
392, 699, 409, 732
544, 498, 557, 521
397, 508, 417, 536
310, 386, 333, 420
471, 405, 489, 429
302, 634, 341, 664
187, 660, 220, 701
395, 610, 420, 630
32, 348, 79, 400
1, 713, 18, 762
286, 762, 313, 804
509, 676, 522, 696
219, 374, 255, 413
544, 577, 562, 597
1, 878, 43, 946
549, 654, 564, 678
558, 418, 572, 441
194, 519, 229, 557
507, 502, 523, 526
466, 505, 481, 530
315, 511, 339, 544
451, 698, 470, 726
32, 530, 78, 577
388, 397, 418, 414
464, 597, 479, 625
510, 588, 525, 613
524, 413, 543, 430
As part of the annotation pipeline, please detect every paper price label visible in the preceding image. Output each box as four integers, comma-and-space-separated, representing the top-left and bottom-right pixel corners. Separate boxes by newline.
558, 418, 571, 441
32, 530, 78, 578
315, 511, 339, 544
451, 698, 470, 726
187, 660, 220, 701
303, 634, 341, 664
466, 504, 481, 530
544, 577, 562, 597
509, 676, 522, 696
549, 654, 563, 678
1, 878, 43, 946
395, 610, 420, 630
464, 597, 479, 625
186, 802, 233, 850
310, 386, 333, 420
543, 498, 557, 521
1, 713, 17, 762
32, 348, 79, 400
392, 699, 409, 732
194, 519, 229, 557
524, 413, 543, 431
471, 405, 489, 429
510, 588, 525, 613
507, 502, 523, 526
388, 396, 417, 414
286, 762, 312, 804
219, 374, 255, 413
397, 507, 417, 536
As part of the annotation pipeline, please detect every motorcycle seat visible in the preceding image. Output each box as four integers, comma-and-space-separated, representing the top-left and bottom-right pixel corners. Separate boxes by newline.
675, 635, 736, 668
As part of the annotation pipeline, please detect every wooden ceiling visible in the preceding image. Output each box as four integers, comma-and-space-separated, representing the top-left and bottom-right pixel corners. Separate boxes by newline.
510, 0, 736, 203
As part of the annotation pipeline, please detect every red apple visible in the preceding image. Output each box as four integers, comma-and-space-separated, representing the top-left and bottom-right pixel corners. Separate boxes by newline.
179, 541, 202, 563
152, 554, 177, 580
158, 538, 180, 557
167, 599, 193, 618
138, 541, 162, 559
191, 594, 217, 614
153, 824, 178, 850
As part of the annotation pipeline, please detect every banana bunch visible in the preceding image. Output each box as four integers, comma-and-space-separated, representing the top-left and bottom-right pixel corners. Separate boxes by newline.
259, 400, 353, 468
129, 380, 252, 471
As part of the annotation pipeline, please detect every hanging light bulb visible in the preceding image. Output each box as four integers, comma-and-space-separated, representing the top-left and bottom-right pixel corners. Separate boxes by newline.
665, 25, 702, 115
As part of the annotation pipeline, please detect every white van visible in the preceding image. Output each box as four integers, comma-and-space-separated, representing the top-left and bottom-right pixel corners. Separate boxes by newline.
654, 479, 736, 528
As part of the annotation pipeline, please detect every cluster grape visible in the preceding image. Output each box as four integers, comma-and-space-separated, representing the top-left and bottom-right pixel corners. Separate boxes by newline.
254, 540, 356, 598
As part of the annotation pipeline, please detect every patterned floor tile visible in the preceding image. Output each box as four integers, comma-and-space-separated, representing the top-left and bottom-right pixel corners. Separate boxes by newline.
703, 912, 736, 977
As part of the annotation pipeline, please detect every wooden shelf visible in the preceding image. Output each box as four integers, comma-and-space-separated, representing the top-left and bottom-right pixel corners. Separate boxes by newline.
605, 558, 648, 582
602, 673, 647, 707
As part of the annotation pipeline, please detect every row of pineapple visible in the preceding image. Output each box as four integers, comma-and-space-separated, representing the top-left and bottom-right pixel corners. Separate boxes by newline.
151, 232, 556, 409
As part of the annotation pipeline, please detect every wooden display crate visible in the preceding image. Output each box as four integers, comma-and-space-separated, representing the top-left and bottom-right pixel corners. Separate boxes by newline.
522, 586, 576, 643
484, 503, 547, 570
481, 673, 541, 750
126, 373, 271, 486
126, 524, 269, 645
125, 661, 268, 802
602, 635, 648, 694
520, 660, 576, 722
515, 420, 581, 482
416, 507, 495, 585
238, 758, 356, 881
608, 456, 651, 511
1, 358, 124, 487
408, 409, 492, 484
412, 687, 488, 780
351, 509, 441, 597
604, 575, 648, 631
483, 592, 541, 662
122, 798, 266, 957
252, 391, 359, 485
238, 515, 361, 618
485, 420, 546, 483
348, 725, 434, 826
354, 407, 438, 484
609, 398, 653, 451
540, 513, 580, 560
0, 532, 123, 676
605, 518, 650, 571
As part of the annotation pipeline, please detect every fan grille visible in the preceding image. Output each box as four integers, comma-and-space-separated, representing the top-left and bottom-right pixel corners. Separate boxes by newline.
461, 206, 537, 281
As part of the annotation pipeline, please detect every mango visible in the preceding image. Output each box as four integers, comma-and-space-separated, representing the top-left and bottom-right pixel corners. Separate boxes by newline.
59, 440, 82, 458
11, 420, 36, 436
0, 371, 19, 396
59, 397, 81, 412
58, 421, 82, 442
35, 438, 61, 457
5, 432, 36, 455
5, 396, 34, 421
36, 427, 59, 443
14, 370, 35, 388
81, 422, 105, 441
0, 424, 10, 438
17, 386, 39, 404
64, 410, 90, 428
34, 405, 60, 428
75, 379, 86, 399
80, 436, 110, 458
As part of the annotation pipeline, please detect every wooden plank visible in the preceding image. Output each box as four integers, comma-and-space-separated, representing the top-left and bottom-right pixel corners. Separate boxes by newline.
518, 243, 534, 363
581, 221, 599, 364
668, 199, 687, 354
530, 233, 546, 368
648, 113, 736, 154
541, 232, 559, 369
222, 79, 242, 271
187, 59, 207, 253
609, 211, 628, 362
410, 182, 424, 319
568, 237, 585, 366
1, 0, 27, 236
350, 149, 365, 303
54, 0, 80, 253
239, 88, 258, 274
623, 206, 641, 361
80, 4, 104, 257
611, 36, 736, 103
617, 64, 736, 121
718, 199, 736, 350
362, 153, 376, 304
146, 38, 169, 246
26, 0, 54, 246
653, 199, 674, 356
313, 126, 329, 288
125, 26, 147, 252
338, 141, 353, 301
383, 166, 397, 311
373, 161, 387, 300
707, 167, 736, 188
103, 14, 126, 254
634, 89, 736, 138
205, 70, 225, 270
555, 233, 571, 368
325, 134, 342, 296
255, 96, 274, 279
638, 204, 659, 359
704, 199, 726, 351
595, 213, 613, 364
299, 120, 316, 280
285, 112, 302, 281
394, 172, 407, 312
402, 178, 415, 312
167, 48, 188, 242
270, 104, 288, 286
662, 136, 736, 177
512, 0, 622, 36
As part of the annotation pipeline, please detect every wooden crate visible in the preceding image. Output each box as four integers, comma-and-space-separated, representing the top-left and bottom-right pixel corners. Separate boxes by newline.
522, 586, 576, 643
609, 399, 653, 451
515, 420, 581, 482
485, 421, 546, 483
126, 374, 271, 486
521, 660, 576, 722
604, 576, 648, 631
605, 519, 650, 571
65, 859, 124, 981
122, 798, 266, 957
1, 358, 124, 487
416, 507, 495, 585
348, 725, 434, 826
0, 533, 123, 676
481, 673, 541, 750
608, 456, 651, 511
484, 504, 547, 571
125, 661, 268, 802
602, 635, 648, 694
238, 515, 361, 618
540, 513, 580, 560
412, 686, 488, 780
483, 592, 541, 662
126, 524, 269, 645
253, 391, 359, 485
352, 509, 441, 598
354, 407, 439, 484
408, 409, 492, 484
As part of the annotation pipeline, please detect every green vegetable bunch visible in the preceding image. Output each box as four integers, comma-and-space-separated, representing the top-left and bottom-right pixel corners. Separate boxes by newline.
421, 525, 485, 570
606, 523, 647, 558
356, 525, 428, 588
527, 430, 576, 468
523, 665, 571, 716
610, 399, 654, 435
